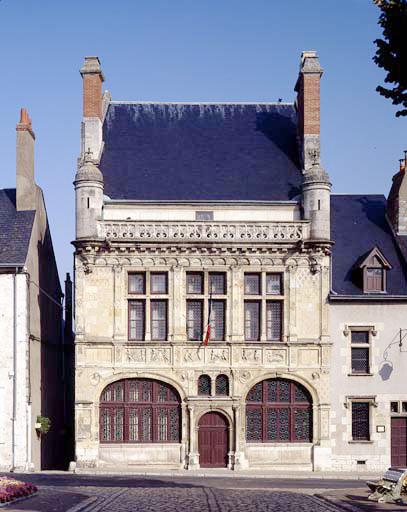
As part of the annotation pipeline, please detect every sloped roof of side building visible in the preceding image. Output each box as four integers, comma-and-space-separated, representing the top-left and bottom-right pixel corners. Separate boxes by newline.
0, 189, 35, 266
100, 102, 302, 202
330, 194, 407, 297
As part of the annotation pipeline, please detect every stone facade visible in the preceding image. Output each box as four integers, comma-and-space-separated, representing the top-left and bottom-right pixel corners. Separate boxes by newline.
73, 51, 407, 473
74, 223, 332, 470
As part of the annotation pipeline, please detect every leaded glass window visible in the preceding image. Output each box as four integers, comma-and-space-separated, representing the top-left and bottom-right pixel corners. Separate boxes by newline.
209, 273, 226, 294
244, 301, 260, 341
150, 273, 167, 294
352, 402, 370, 441
187, 272, 203, 294
151, 300, 167, 341
246, 408, 262, 441
266, 274, 282, 295
129, 300, 145, 341
129, 273, 145, 294
351, 348, 370, 373
245, 273, 261, 295
350, 330, 370, 375
100, 379, 180, 444
266, 301, 282, 341
215, 375, 229, 396
246, 379, 312, 443
198, 375, 211, 396
210, 300, 225, 341
186, 300, 203, 341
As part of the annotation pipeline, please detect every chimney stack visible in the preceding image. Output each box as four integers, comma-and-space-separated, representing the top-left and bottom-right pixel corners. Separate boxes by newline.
16, 108, 38, 211
295, 51, 323, 171
80, 57, 105, 160
387, 153, 407, 235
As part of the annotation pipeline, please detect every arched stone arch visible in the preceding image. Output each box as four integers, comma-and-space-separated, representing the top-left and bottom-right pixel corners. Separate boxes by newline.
195, 407, 233, 426
94, 371, 187, 404
242, 372, 319, 406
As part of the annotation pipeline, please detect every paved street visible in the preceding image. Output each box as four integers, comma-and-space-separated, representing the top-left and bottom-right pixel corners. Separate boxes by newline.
4, 473, 403, 512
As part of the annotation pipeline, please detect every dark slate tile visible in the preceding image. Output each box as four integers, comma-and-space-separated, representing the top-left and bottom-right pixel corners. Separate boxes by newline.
100, 103, 302, 201
0, 189, 35, 266
331, 195, 407, 296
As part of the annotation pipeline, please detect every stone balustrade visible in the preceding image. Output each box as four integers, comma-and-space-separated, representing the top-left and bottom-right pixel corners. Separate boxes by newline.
98, 221, 307, 243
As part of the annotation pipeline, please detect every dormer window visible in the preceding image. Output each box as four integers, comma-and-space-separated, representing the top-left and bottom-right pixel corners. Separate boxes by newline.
356, 247, 392, 294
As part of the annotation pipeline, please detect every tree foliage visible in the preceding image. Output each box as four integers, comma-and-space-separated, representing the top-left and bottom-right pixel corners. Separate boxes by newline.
373, 0, 407, 117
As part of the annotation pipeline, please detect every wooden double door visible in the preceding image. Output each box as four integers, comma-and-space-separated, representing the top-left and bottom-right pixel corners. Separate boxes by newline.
198, 412, 229, 468
391, 418, 407, 467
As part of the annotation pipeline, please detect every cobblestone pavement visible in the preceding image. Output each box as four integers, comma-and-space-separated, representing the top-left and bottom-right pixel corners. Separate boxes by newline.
3, 473, 371, 512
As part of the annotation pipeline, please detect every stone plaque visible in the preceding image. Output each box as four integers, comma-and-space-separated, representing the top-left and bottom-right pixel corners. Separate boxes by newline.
265, 349, 287, 366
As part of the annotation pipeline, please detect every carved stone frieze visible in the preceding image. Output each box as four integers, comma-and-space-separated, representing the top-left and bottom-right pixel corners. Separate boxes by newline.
99, 220, 306, 244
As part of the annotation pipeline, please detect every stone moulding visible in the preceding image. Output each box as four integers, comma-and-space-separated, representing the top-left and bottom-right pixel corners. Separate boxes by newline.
98, 220, 307, 243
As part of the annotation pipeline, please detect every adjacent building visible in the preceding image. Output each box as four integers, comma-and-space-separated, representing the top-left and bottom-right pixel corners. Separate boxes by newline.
0, 110, 69, 471
73, 52, 407, 472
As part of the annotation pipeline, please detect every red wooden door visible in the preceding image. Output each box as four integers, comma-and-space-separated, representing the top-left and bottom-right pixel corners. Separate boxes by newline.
391, 418, 407, 467
198, 412, 229, 468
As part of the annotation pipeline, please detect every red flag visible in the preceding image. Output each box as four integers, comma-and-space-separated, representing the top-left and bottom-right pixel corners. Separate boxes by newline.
203, 294, 212, 345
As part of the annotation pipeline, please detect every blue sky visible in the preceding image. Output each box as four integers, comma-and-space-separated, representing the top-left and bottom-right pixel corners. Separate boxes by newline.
0, 0, 406, 282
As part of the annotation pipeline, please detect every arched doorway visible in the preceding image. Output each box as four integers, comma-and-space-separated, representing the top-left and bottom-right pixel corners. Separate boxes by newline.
198, 412, 229, 468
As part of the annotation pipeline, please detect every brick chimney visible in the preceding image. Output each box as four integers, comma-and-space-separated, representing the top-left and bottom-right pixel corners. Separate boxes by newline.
387, 154, 407, 235
16, 108, 38, 211
80, 56, 105, 160
295, 50, 323, 171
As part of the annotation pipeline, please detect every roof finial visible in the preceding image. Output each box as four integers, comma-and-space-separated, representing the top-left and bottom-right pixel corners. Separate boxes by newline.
85, 147, 93, 162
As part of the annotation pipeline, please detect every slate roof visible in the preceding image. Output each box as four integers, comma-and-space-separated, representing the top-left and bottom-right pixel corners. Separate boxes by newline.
100, 102, 302, 201
0, 189, 35, 266
330, 194, 407, 297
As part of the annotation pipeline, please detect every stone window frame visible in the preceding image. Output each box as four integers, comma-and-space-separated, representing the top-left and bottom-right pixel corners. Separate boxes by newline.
344, 395, 377, 444
185, 270, 227, 342
243, 271, 285, 342
344, 325, 377, 377
127, 270, 169, 342
390, 400, 407, 416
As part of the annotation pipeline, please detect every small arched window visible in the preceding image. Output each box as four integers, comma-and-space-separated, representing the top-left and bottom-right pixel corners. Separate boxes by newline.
198, 375, 211, 396
215, 375, 229, 396
100, 379, 180, 443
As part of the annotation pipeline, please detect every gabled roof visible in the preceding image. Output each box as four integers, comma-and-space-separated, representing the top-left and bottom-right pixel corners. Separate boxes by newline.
0, 189, 35, 266
330, 195, 407, 297
356, 246, 392, 269
100, 102, 302, 202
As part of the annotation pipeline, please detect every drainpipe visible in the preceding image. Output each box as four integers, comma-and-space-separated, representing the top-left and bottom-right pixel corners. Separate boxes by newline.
26, 273, 32, 472
11, 268, 18, 472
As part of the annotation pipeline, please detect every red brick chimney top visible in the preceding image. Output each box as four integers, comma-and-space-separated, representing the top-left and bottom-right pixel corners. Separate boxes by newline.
16, 108, 35, 139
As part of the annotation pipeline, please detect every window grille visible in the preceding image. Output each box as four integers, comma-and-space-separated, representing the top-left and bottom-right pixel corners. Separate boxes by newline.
352, 402, 370, 441
187, 272, 203, 294
151, 300, 167, 341
266, 274, 282, 295
129, 300, 145, 340
266, 301, 282, 341
128, 273, 145, 294
350, 330, 370, 374
244, 273, 261, 295
100, 379, 180, 444
209, 273, 226, 295
210, 300, 225, 341
198, 375, 211, 396
244, 301, 260, 341
186, 300, 203, 341
151, 273, 167, 294
351, 348, 370, 374
246, 379, 312, 443
215, 375, 229, 396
